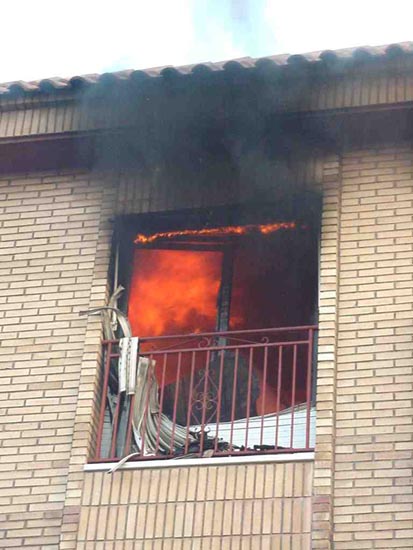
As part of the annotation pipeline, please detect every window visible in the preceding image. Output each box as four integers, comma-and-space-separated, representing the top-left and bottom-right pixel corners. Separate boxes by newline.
94, 198, 320, 462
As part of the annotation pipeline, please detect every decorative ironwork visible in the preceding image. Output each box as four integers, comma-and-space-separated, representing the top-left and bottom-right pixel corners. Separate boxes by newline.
93, 325, 318, 463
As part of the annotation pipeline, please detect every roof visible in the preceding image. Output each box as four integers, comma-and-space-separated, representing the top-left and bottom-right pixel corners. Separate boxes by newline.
1, 42, 413, 96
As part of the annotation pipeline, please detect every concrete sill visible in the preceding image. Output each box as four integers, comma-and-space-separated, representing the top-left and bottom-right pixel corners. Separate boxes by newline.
84, 452, 314, 472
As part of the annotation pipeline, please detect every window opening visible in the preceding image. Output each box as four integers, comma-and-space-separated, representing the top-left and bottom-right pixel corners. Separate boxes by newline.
127, 218, 317, 428
94, 199, 320, 461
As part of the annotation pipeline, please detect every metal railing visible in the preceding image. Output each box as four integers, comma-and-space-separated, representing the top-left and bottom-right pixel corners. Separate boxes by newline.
92, 325, 317, 462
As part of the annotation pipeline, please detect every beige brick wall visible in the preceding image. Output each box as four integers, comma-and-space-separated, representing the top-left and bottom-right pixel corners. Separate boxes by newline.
0, 171, 116, 549
76, 461, 313, 549
311, 154, 341, 549
333, 145, 413, 548
312, 145, 413, 548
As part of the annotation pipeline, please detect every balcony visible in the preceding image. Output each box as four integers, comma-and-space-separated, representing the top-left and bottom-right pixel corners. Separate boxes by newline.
92, 325, 317, 463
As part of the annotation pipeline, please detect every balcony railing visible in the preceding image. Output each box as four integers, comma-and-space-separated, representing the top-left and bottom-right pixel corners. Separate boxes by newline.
92, 326, 317, 462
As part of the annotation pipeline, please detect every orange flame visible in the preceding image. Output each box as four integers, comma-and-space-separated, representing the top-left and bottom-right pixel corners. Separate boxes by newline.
129, 248, 224, 384
134, 222, 296, 244
129, 248, 222, 338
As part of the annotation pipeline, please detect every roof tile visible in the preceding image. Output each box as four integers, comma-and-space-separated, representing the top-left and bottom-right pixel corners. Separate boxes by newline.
1, 42, 412, 96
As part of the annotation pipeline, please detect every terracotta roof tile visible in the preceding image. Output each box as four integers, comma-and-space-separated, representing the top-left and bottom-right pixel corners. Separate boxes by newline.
1, 42, 413, 96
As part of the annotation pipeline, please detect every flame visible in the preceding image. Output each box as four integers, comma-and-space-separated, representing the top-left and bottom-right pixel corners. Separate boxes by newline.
129, 248, 222, 337
129, 248, 224, 384
134, 222, 296, 244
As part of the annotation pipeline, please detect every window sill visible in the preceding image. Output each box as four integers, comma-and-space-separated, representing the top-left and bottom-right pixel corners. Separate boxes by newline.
84, 451, 314, 472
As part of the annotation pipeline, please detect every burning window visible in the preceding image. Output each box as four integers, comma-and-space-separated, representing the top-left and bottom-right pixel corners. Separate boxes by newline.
129, 223, 302, 334
95, 200, 320, 460
126, 211, 318, 423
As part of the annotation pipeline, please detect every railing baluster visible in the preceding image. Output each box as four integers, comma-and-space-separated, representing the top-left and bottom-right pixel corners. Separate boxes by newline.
260, 346, 269, 447
95, 342, 112, 460
170, 352, 182, 454
244, 347, 254, 450
214, 349, 225, 453
290, 345, 297, 449
305, 329, 314, 450
184, 351, 196, 454
199, 350, 211, 455
275, 345, 283, 451
229, 348, 239, 452
109, 378, 123, 459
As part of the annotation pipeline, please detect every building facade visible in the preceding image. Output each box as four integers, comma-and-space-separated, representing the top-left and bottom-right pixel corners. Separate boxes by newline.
1, 43, 413, 549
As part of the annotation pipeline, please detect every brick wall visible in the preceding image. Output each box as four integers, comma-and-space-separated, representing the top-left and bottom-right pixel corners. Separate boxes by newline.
333, 146, 413, 548
77, 461, 313, 549
311, 154, 341, 549
312, 145, 413, 548
0, 172, 115, 549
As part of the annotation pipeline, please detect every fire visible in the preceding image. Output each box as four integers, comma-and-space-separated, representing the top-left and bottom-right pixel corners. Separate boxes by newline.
134, 222, 296, 244
128, 248, 222, 337
129, 248, 224, 384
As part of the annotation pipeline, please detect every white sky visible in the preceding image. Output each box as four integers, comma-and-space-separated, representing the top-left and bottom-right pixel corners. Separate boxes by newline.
2, 0, 413, 83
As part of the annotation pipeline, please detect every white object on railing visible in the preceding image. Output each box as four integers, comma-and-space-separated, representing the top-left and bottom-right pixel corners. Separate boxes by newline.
118, 337, 140, 394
